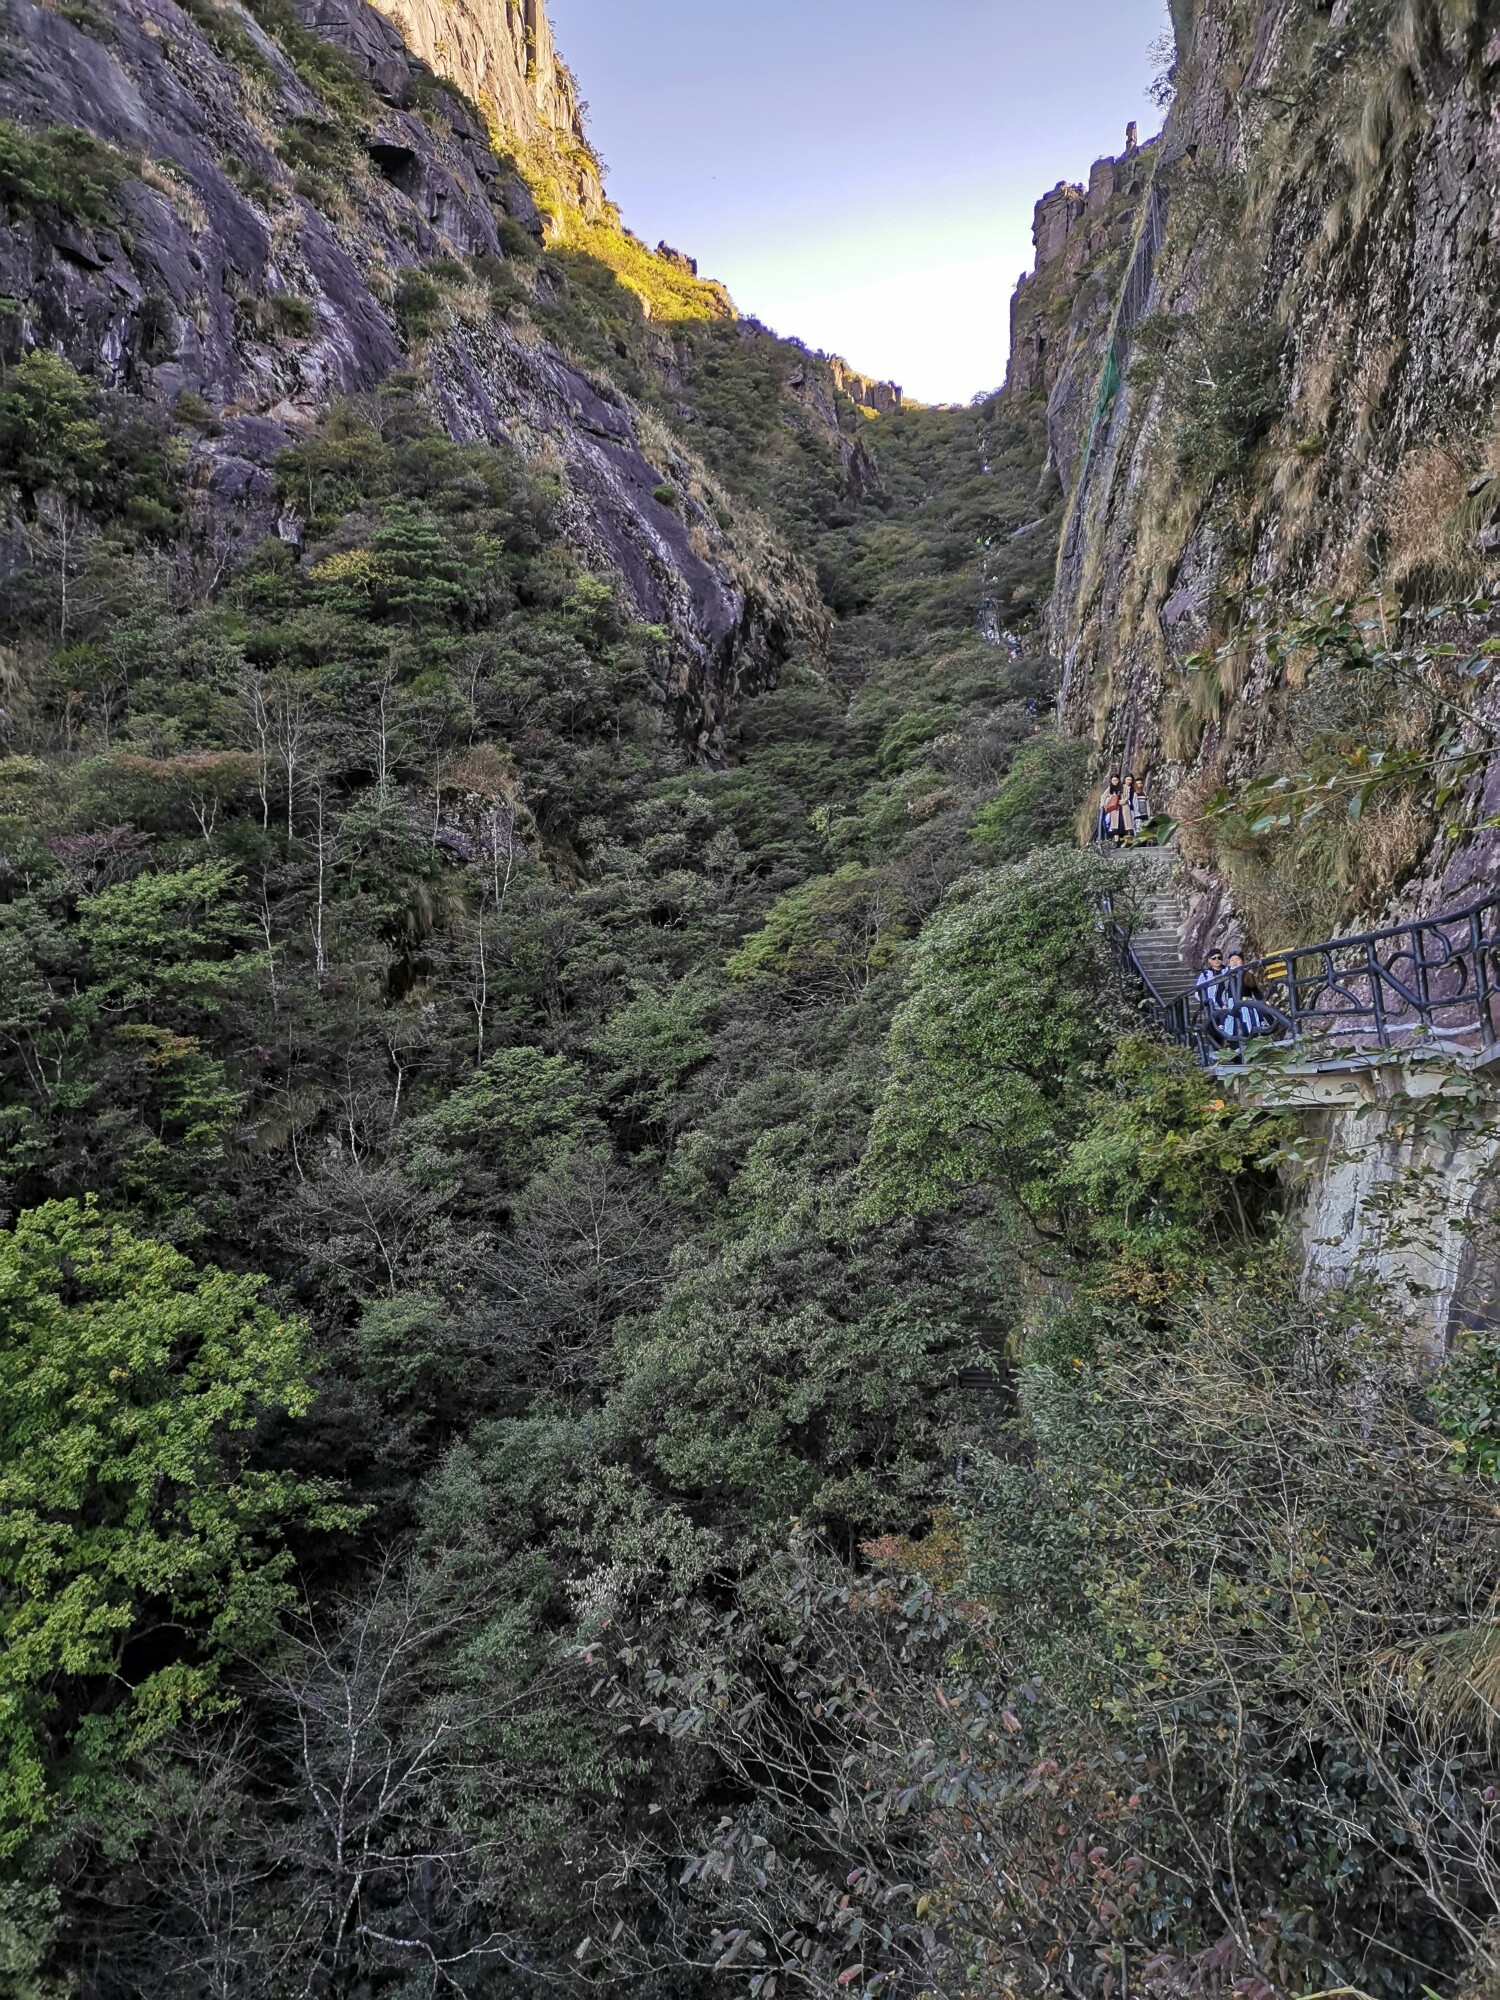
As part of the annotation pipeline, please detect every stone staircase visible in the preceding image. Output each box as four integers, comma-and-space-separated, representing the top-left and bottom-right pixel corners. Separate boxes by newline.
1112, 845, 1195, 1003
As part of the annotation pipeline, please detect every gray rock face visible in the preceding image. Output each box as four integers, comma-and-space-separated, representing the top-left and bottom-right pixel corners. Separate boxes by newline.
356, 0, 603, 214
1032, 182, 1087, 269
827, 357, 901, 417
1027, 0, 1500, 921
0, 0, 813, 745
426, 318, 814, 751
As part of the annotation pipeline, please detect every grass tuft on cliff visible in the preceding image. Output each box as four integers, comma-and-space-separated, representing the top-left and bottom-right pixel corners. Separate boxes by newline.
0, 119, 133, 227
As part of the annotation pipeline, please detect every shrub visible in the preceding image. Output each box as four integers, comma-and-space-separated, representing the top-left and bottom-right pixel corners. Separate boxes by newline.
496, 215, 541, 262
393, 268, 444, 343
241, 293, 315, 340
172, 389, 216, 428
726, 862, 906, 1000
973, 730, 1091, 856
0, 118, 131, 226
277, 116, 359, 181
861, 847, 1119, 1226
268, 294, 314, 338
223, 151, 277, 207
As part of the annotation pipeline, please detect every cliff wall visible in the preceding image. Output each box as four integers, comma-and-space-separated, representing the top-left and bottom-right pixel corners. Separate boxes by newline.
346, 0, 604, 216
827, 357, 902, 417
1022, 0, 1500, 948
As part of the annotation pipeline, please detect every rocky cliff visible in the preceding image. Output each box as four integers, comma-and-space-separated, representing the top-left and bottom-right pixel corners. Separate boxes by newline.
352, 0, 603, 216
1020, 0, 1500, 948
827, 357, 902, 417
0, 0, 829, 755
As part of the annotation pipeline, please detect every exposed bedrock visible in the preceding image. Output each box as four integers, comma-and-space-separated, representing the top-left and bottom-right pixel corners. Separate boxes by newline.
0, 0, 816, 749
1006, 0, 1500, 929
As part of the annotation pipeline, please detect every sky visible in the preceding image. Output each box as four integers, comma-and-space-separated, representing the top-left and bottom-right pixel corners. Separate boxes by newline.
547, 0, 1170, 406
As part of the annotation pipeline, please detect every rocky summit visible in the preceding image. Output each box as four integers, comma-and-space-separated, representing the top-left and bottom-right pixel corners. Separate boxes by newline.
2, 2, 1500, 1996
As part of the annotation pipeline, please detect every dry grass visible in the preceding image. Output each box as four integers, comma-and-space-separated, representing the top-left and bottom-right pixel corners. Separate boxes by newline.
1382, 428, 1500, 593
1195, 789, 1435, 952
138, 154, 208, 232
1164, 764, 1225, 868
440, 744, 517, 802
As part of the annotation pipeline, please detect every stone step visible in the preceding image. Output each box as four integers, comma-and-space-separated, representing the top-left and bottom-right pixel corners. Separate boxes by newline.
1110, 844, 1197, 1006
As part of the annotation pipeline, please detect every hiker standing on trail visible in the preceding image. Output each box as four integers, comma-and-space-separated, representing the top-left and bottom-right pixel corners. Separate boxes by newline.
1099, 775, 1130, 845
1196, 949, 1228, 1025
1128, 773, 1152, 841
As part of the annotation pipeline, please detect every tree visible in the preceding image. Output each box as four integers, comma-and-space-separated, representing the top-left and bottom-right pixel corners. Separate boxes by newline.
307, 504, 471, 626
77, 859, 263, 1022
726, 863, 906, 1000
0, 352, 110, 512
0, 1200, 343, 1853
971, 731, 1090, 858
861, 848, 1120, 1231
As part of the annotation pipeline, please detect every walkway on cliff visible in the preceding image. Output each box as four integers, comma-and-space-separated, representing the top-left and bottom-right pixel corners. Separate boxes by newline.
1104, 844, 1500, 1075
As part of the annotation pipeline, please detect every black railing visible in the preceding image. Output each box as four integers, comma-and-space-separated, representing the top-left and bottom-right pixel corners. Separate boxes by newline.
1111, 889, 1500, 1070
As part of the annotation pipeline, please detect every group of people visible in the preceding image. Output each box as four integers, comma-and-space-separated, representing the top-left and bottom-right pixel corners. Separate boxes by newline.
1098, 773, 1152, 844
1196, 947, 1273, 1046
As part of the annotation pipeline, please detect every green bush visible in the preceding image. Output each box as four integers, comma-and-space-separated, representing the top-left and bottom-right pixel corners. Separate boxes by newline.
393, 267, 444, 342
973, 731, 1091, 856
496, 215, 541, 261
861, 847, 1118, 1226
1431, 1329, 1500, 1476
172, 389, 216, 429
269, 293, 314, 337
277, 116, 359, 181
727, 862, 907, 999
0, 119, 131, 226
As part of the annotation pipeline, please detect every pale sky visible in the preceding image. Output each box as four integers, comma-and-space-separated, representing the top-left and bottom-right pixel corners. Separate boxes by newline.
547, 0, 1170, 404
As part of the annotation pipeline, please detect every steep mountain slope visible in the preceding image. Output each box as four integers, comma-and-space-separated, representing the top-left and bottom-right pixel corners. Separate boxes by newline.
0, 0, 828, 745
1025, 0, 1500, 944
0, 5, 1079, 1990
4, 5, 1500, 1998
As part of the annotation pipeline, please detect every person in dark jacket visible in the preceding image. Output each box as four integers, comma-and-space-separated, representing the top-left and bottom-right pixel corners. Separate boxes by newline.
1127, 773, 1152, 841
1218, 952, 1270, 1045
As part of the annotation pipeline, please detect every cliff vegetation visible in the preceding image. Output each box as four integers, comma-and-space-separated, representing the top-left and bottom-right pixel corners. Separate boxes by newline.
0, 0, 1499, 1996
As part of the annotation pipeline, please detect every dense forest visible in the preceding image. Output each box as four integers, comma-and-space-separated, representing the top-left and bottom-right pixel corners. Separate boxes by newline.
3, 0, 1500, 1993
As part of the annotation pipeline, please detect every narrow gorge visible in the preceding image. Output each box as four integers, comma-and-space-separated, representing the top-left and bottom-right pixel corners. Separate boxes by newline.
1, 0, 1498, 1995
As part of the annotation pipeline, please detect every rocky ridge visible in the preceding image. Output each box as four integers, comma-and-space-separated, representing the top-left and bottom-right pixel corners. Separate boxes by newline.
0, 0, 830, 755
350, 0, 603, 215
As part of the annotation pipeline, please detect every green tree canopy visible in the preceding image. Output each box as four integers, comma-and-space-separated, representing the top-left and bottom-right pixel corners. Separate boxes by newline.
77, 859, 262, 1020
862, 848, 1119, 1229
0, 352, 111, 510
0, 1200, 341, 1852
726, 862, 907, 999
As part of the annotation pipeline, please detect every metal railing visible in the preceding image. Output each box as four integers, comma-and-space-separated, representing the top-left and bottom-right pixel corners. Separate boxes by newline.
1110, 888, 1500, 1070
